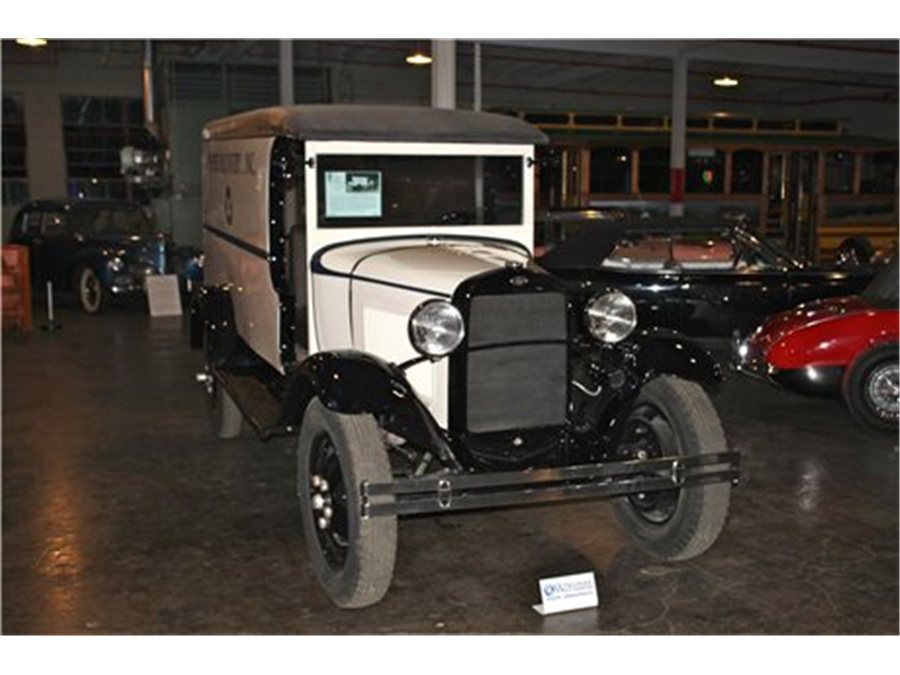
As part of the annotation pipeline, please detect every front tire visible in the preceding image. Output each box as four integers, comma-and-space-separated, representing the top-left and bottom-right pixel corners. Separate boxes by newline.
843, 345, 899, 432
76, 265, 109, 315
297, 399, 397, 608
613, 376, 731, 561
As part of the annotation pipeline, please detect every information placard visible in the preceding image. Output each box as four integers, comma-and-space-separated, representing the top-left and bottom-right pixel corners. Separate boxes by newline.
145, 274, 183, 317
532, 571, 599, 616
324, 170, 382, 218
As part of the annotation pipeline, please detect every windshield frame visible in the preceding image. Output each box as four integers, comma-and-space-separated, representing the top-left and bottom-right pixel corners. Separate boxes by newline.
304, 139, 538, 258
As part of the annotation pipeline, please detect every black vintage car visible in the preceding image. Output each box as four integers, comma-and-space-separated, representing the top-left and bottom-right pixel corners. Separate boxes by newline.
539, 216, 877, 346
8, 199, 203, 314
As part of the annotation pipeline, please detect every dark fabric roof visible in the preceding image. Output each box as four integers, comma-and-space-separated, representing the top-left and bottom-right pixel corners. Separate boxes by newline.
203, 105, 547, 144
538, 216, 736, 270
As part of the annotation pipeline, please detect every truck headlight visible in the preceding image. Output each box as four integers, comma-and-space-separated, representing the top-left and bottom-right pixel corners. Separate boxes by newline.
585, 291, 637, 343
408, 300, 465, 357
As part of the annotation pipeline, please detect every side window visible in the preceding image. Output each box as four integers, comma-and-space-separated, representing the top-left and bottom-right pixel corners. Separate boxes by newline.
672, 234, 736, 271
601, 235, 671, 271
40, 211, 67, 236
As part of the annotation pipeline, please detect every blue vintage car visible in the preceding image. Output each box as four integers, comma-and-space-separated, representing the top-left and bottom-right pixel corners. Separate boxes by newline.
8, 199, 203, 314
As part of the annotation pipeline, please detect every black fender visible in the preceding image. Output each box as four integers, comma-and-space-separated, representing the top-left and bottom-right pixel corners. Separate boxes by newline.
631, 328, 723, 385
282, 351, 453, 459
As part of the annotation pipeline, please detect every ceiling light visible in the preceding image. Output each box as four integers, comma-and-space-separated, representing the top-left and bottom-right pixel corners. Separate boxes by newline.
712, 111, 730, 118
713, 76, 739, 88
405, 52, 432, 66
16, 38, 48, 48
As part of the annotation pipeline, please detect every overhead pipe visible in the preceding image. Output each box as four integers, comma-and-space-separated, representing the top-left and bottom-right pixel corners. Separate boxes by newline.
142, 40, 158, 138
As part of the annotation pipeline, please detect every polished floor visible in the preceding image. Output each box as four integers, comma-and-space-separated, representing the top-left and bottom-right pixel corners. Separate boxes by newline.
2, 306, 898, 634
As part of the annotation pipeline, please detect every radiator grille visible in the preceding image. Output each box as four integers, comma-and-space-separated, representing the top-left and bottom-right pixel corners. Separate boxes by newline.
465, 293, 567, 434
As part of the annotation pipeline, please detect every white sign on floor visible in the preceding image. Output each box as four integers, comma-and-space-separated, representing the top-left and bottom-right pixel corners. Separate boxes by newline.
145, 275, 183, 317
532, 571, 599, 616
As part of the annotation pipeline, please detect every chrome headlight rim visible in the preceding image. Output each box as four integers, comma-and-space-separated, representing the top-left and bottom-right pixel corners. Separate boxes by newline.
585, 290, 638, 343
408, 299, 466, 358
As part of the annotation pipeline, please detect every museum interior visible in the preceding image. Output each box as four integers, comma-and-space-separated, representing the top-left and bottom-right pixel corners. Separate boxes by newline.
1, 35, 898, 652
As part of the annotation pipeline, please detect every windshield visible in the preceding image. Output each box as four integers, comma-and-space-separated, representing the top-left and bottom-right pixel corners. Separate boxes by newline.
68, 205, 157, 237
737, 229, 802, 268
861, 255, 899, 309
316, 155, 523, 228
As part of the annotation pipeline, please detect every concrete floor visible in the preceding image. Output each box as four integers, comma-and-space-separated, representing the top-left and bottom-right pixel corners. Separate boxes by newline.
2, 306, 898, 635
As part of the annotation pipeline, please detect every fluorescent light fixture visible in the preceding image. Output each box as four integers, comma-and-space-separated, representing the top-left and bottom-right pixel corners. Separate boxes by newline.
712, 111, 730, 118
713, 75, 739, 88
405, 52, 432, 66
16, 38, 48, 47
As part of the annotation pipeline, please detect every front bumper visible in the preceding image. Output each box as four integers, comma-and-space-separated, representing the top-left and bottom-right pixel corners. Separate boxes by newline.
361, 451, 740, 518
732, 334, 843, 397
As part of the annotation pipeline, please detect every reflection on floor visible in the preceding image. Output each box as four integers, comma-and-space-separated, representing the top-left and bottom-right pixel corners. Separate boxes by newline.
2, 308, 897, 634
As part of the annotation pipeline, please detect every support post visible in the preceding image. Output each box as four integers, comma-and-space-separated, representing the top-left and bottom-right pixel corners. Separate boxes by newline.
279, 40, 294, 106
431, 39, 456, 109
669, 54, 688, 217
473, 41, 482, 112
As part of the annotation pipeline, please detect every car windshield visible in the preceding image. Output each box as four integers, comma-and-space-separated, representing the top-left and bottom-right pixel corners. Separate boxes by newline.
68, 205, 157, 237
316, 154, 523, 227
737, 229, 802, 268
861, 255, 899, 309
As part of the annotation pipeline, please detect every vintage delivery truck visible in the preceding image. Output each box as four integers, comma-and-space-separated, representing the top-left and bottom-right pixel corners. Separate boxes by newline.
191, 104, 739, 608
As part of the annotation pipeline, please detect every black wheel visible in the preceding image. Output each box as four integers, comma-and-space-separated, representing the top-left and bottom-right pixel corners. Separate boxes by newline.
76, 265, 109, 315
843, 345, 899, 432
297, 399, 397, 608
613, 376, 731, 561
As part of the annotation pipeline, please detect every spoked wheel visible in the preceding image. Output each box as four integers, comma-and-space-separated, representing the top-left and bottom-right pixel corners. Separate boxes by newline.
844, 345, 900, 432
613, 376, 731, 561
77, 265, 108, 315
297, 399, 397, 608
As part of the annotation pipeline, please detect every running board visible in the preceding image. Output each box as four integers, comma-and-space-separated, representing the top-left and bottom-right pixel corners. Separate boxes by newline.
361, 451, 740, 518
214, 368, 293, 440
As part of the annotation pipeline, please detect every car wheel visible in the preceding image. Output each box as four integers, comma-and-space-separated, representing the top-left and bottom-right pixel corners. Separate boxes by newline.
613, 376, 731, 561
76, 265, 109, 315
297, 398, 397, 608
843, 345, 899, 432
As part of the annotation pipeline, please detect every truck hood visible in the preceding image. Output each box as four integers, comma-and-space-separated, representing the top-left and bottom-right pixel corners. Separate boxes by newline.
314, 237, 532, 297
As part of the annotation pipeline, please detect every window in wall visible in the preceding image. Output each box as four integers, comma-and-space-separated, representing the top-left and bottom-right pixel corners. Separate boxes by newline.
731, 149, 763, 194
686, 149, 724, 193
825, 150, 854, 194
638, 147, 669, 193
589, 147, 632, 194
860, 152, 899, 194
2, 95, 29, 207
62, 96, 150, 201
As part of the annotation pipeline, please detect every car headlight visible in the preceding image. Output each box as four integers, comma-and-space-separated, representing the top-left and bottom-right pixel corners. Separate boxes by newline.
107, 256, 125, 272
585, 291, 637, 343
408, 300, 465, 357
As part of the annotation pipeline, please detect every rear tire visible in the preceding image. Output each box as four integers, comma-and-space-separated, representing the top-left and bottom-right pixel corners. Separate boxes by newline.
843, 344, 899, 432
297, 399, 397, 608
613, 376, 731, 561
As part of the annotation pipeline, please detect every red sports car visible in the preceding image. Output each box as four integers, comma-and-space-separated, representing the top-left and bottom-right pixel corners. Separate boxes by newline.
736, 254, 898, 431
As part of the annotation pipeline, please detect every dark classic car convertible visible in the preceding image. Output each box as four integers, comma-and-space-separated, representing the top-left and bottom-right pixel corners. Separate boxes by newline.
8, 199, 203, 314
539, 217, 877, 345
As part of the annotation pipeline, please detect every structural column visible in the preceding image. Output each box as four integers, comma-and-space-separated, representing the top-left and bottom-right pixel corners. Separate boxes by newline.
279, 40, 294, 106
431, 39, 456, 109
669, 54, 688, 217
